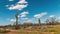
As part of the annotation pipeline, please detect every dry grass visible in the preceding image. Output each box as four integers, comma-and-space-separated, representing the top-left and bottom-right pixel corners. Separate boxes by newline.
0, 25, 60, 34
5, 30, 54, 34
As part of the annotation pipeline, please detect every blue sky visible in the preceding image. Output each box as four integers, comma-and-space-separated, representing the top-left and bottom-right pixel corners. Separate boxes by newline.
0, 0, 60, 25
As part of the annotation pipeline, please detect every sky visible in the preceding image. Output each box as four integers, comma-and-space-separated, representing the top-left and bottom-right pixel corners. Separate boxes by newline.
0, 0, 60, 25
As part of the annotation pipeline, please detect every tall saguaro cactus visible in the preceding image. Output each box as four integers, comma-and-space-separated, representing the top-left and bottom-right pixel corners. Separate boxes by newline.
38, 18, 41, 26
38, 18, 42, 34
15, 12, 19, 29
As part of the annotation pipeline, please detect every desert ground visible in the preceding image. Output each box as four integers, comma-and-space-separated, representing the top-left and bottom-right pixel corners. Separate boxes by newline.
0, 25, 60, 34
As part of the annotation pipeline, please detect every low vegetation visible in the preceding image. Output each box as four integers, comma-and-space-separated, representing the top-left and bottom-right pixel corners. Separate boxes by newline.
0, 25, 60, 34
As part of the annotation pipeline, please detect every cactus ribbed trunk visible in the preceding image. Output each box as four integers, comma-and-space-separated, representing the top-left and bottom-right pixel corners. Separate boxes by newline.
38, 18, 42, 34
38, 18, 41, 26
15, 12, 18, 29
16, 13, 18, 26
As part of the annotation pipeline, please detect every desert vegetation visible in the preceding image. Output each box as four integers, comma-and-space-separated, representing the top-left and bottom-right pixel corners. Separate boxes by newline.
0, 17, 60, 34
0, 0, 60, 34
0, 12, 60, 34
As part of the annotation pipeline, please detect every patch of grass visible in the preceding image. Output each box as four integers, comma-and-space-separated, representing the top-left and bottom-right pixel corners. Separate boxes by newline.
0, 25, 60, 34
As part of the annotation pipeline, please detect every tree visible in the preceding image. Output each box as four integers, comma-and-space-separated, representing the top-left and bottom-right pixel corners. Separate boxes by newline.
46, 18, 49, 25
50, 17, 56, 25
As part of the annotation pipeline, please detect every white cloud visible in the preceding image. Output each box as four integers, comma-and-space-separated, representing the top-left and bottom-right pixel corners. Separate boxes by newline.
49, 15, 55, 18
10, 19, 16, 22
20, 15, 26, 17
21, 18, 29, 20
18, 11, 29, 18
34, 12, 47, 18
26, 20, 32, 22
21, 11, 29, 15
18, 0, 28, 4
34, 14, 40, 18
8, 4, 28, 10
24, 19, 33, 23
8, 0, 28, 10
9, 0, 14, 1
20, 17, 33, 23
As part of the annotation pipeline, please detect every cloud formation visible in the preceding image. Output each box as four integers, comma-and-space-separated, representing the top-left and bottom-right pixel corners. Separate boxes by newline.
21, 11, 29, 15
18, 0, 28, 4
34, 12, 47, 18
49, 15, 55, 18
8, 0, 28, 10
21, 18, 29, 20
10, 19, 16, 22
26, 19, 33, 23
22, 19, 33, 23
18, 11, 29, 18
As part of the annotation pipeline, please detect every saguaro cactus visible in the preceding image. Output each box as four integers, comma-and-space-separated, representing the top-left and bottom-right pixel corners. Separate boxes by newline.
15, 12, 19, 29
38, 18, 41, 26
38, 18, 43, 34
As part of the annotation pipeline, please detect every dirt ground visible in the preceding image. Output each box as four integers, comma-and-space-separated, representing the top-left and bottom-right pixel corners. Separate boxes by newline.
5, 30, 54, 34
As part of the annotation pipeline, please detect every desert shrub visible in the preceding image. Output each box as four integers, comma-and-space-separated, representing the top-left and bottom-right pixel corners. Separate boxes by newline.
49, 30, 56, 32
0, 29, 10, 33
40, 27, 48, 32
